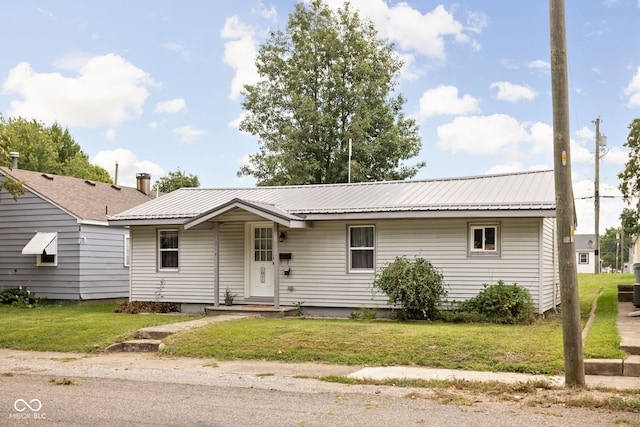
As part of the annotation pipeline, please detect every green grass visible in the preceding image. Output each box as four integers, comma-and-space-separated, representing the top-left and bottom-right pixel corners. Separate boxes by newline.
0, 303, 199, 352
162, 316, 565, 374
580, 273, 631, 359
0, 273, 630, 374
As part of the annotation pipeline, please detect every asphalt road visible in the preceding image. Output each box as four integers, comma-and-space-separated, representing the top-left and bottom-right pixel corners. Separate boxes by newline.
1, 350, 639, 426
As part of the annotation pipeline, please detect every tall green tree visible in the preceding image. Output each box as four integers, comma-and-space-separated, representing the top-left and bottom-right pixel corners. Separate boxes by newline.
152, 168, 200, 193
618, 118, 640, 208
599, 227, 630, 270
0, 132, 25, 199
0, 115, 111, 183
238, 0, 424, 186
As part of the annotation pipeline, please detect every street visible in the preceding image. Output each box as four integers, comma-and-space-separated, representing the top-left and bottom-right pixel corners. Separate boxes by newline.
1, 350, 639, 426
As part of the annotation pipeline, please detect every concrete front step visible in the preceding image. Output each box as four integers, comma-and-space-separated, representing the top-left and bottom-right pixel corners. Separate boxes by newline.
205, 305, 297, 318
106, 339, 163, 353
585, 355, 640, 377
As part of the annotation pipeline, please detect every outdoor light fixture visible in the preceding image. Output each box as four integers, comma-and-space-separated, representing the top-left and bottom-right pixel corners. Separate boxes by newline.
279, 231, 287, 242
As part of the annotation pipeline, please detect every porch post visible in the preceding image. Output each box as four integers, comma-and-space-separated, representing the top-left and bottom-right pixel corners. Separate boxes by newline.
273, 222, 280, 309
214, 221, 220, 307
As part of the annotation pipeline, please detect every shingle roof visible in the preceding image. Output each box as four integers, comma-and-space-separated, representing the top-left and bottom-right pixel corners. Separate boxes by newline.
109, 170, 556, 225
0, 167, 157, 223
574, 234, 596, 251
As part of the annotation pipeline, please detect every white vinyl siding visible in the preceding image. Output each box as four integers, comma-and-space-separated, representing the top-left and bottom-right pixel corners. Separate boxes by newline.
131, 226, 216, 303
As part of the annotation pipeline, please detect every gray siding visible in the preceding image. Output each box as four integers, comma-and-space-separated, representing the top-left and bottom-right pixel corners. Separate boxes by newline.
0, 180, 131, 300
0, 185, 81, 299
129, 216, 554, 311
78, 224, 130, 299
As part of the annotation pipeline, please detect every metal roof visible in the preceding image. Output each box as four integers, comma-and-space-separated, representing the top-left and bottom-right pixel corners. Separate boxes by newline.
109, 170, 556, 225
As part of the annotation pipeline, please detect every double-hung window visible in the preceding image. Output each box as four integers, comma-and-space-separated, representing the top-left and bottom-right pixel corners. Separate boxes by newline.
158, 230, 179, 270
469, 223, 500, 256
579, 253, 589, 264
349, 225, 375, 272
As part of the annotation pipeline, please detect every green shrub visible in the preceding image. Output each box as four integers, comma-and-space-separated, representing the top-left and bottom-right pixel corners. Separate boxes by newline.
0, 287, 43, 307
373, 256, 446, 320
456, 281, 536, 324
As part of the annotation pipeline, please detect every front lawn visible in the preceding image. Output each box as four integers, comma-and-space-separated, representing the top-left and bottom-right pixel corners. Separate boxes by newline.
0, 273, 630, 374
0, 303, 198, 352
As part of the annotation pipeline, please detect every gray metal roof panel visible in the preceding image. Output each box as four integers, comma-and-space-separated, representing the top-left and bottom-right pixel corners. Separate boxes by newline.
109, 170, 556, 222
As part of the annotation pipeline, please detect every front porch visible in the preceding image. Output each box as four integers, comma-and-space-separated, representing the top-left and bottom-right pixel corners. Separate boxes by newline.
205, 304, 298, 318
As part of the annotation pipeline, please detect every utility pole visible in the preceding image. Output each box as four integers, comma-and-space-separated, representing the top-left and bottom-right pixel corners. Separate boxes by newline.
594, 117, 601, 274
549, 0, 586, 387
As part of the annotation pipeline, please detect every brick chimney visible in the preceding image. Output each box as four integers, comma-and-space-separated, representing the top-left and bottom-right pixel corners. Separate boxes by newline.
136, 173, 151, 195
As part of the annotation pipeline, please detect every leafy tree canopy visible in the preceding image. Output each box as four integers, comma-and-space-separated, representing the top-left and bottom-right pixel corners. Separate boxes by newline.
618, 118, 640, 207
0, 132, 25, 199
599, 227, 630, 270
0, 115, 111, 183
238, 0, 424, 186
152, 168, 200, 193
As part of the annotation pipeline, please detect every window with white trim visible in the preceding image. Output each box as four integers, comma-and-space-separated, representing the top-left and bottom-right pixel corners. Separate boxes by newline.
579, 253, 589, 264
158, 230, 179, 270
469, 223, 500, 255
348, 225, 375, 272
124, 235, 131, 267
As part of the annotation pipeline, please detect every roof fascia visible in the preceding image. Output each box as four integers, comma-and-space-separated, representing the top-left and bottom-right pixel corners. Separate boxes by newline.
303, 209, 556, 221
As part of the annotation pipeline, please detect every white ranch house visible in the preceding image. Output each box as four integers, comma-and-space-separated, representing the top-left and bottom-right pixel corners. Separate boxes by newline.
109, 170, 560, 315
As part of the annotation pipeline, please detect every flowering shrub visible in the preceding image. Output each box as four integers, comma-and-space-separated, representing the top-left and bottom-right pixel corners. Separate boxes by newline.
0, 286, 42, 307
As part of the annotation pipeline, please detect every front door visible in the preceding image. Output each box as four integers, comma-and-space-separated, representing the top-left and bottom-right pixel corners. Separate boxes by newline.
249, 224, 274, 297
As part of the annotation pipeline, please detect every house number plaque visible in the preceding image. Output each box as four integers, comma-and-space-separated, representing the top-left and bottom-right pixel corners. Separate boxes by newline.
260, 266, 265, 283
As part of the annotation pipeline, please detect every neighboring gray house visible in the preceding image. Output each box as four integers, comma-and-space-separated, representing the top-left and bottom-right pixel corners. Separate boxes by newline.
0, 165, 156, 300
574, 234, 596, 274
109, 170, 560, 315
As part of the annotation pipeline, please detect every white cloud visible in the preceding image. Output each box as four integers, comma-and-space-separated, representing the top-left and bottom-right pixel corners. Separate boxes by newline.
528, 59, 550, 71
416, 85, 480, 120
490, 81, 538, 102
173, 125, 205, 144
154, 98, 186, 114
624, 66, 640, 107
324, 0, 483, 58
528, 122, 553, 154
436, 114, 530, 154
102, 128, 116, 141
2, 54, 155, 128
92, 148, 164, 187
252, 2, 277, 21
604, 146, 630, 166
163, 42, 192, 61
220, 16, 259, 100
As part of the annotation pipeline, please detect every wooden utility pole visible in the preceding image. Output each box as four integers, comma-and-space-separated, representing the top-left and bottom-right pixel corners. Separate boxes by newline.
549, 0, 586, 387
594, 117, 601, 274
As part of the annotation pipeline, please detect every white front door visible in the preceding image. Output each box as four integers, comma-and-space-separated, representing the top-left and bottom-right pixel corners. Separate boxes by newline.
249, 224, 274, 297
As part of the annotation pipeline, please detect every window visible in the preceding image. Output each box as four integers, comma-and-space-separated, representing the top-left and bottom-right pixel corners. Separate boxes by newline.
124, 235, 131, 267
158, 230, 179, 270
253, 227, 272, 262
349, 225, 375, 272
579, 253, 589, 264
469, 223, 500, 255
37, 253, 57, 267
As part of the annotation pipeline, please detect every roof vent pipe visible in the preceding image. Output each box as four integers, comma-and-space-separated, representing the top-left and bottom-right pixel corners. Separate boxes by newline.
9, 152, 19, 169
136, 173, 151, 195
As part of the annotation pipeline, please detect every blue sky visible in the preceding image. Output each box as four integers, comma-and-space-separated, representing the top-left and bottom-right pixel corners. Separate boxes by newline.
1, 1, 639, 235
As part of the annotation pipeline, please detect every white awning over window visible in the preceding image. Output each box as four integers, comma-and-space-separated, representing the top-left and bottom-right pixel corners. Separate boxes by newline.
22, 232, 58, 255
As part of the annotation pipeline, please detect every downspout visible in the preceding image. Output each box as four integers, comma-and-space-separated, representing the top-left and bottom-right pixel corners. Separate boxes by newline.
538, 218, 545, 315
273, 222, 280, 309
214, 222, 220, 307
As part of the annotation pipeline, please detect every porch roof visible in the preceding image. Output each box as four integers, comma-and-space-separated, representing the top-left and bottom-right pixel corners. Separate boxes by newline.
108, 169, 556, 226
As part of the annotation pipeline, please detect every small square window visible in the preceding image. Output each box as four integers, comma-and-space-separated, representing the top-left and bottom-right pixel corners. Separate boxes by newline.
469, 223, 500, 256
579, 253, 589, 264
